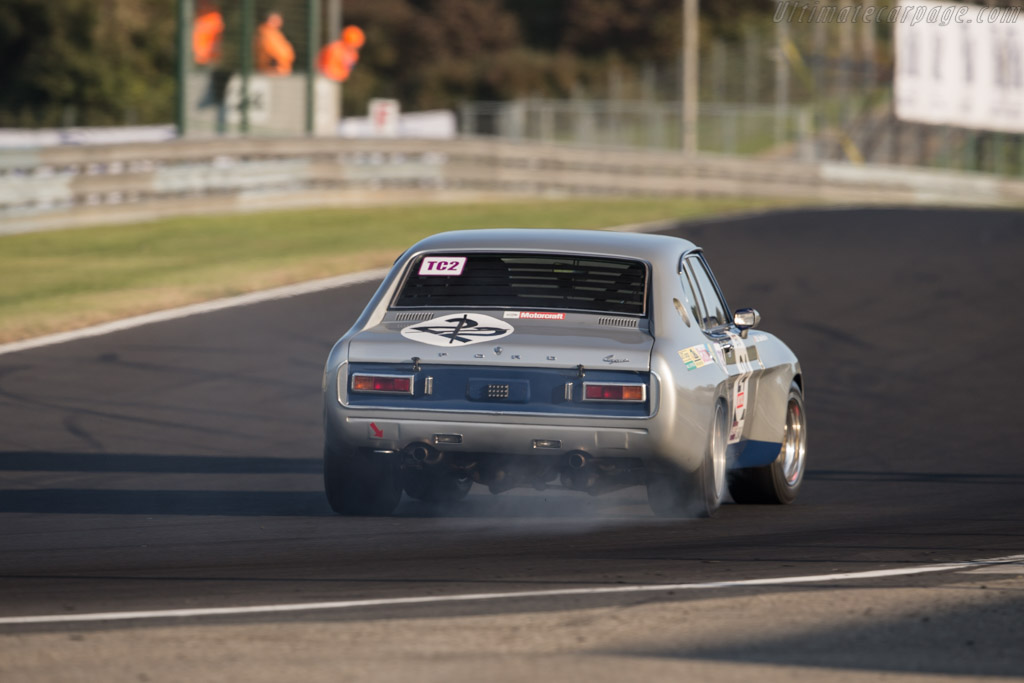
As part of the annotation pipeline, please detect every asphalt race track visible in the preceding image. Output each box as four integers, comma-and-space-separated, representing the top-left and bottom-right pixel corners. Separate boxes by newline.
1, 207, 1023, 682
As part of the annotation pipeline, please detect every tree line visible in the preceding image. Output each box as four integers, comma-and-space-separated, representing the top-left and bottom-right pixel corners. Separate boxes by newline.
0, 0, 769, 127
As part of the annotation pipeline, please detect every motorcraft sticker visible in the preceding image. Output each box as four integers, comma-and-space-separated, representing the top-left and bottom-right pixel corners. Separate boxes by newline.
503, 311, 566, 320
678, 344, 715, 370
418, 256, 467, 276
401, 313, 513, 347
751, 333, 769, 343
727, 331, 754, 444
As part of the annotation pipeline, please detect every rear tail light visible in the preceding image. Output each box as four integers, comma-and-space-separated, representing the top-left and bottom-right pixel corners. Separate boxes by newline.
582, 383, 646, 402
351, 374, 414, 395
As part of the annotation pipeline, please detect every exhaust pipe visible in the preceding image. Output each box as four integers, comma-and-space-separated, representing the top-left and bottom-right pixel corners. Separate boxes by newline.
567, 451, 589, 470
561, 451, 597, 491
406, 443, 443, 465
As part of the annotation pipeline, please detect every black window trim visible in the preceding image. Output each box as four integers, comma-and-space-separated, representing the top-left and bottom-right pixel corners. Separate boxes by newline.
678, 257, 706, 326
390, 249, 653, 318
679, 249, 732, 334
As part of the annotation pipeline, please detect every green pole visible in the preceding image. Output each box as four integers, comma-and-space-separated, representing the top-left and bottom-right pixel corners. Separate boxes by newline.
994, 133, 1007, 175
306, 0, 321, 135
962, 131, 977, 171
1018, 135, 1024, 177
241, 0, 253, 134
176, 0, 191, 137
938, 126, 952, 169
682, 0, 699, 154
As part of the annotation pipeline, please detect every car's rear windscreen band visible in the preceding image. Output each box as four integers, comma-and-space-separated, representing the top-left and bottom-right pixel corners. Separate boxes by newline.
393, 254, 648, 315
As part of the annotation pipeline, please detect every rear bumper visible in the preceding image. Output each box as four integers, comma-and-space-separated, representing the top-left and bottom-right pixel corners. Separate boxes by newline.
324, 407, 654, 460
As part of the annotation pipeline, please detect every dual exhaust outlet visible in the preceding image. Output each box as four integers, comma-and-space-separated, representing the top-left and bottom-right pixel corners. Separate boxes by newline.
404, 442, 593, 471
403, 441, 609, 493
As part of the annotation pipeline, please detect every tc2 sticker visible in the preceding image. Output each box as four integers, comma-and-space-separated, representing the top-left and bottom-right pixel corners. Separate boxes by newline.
401, 313, 514, 347
419, 256, 466, 276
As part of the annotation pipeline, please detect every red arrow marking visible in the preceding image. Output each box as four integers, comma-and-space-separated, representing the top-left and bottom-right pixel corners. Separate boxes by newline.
370, 422, 384, 438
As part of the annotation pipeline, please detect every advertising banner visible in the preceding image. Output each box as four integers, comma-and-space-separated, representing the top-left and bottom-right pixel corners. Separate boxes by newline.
894, 1, 1024, 133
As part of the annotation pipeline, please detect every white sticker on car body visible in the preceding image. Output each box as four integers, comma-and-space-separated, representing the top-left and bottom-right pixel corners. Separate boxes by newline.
727, 331, 755, 444
418, 256, 467, 276
678, 343, 715, 370
401, 313, 514, 347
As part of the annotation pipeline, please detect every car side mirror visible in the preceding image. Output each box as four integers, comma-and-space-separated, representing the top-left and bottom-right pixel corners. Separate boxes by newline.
733, 308, 761, 338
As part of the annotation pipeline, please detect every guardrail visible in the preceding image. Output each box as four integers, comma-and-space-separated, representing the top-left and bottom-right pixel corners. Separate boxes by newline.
2, 137, 1022, 234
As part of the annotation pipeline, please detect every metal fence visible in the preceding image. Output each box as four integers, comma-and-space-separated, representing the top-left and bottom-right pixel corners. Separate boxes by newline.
457, 1, 1024, 175
460, 100, 812, 160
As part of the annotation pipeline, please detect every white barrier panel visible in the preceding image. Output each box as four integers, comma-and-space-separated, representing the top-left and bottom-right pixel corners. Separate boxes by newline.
895, 1, 1024, 133
0, 125, 176, 149
3, 137, 1024, 234
338, 109, 457, 139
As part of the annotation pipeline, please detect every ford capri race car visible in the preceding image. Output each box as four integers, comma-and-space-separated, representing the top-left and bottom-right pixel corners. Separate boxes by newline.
322, 229, 806, 517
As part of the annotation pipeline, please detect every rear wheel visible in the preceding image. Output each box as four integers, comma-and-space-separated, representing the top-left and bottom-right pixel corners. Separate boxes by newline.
402, 469, 473, 503
647, 400, 727, 518
728, 381, 806, 504
323, 443, 402, 515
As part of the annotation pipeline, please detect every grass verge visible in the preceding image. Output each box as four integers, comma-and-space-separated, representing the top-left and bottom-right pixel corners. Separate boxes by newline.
0, 196, 806, 343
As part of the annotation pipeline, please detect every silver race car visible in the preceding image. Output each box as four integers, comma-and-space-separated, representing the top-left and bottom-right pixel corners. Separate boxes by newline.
322, 229, 806, 516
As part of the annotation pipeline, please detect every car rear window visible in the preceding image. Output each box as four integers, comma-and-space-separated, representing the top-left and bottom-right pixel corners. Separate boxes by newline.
393, 253, 648, 316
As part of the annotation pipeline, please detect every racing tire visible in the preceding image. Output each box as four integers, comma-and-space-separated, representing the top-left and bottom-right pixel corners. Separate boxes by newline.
323, 443, 402, 516
646, 400, 727, 518
728, 381, 806, 505
402, 469, 473, 504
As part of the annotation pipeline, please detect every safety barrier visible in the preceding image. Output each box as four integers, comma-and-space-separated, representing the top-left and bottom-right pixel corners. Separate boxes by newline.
2, 136, 1022, 234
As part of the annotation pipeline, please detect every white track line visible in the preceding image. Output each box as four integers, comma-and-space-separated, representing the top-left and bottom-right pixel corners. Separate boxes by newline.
2, 554, 1020, 626
0, 268, 390, 358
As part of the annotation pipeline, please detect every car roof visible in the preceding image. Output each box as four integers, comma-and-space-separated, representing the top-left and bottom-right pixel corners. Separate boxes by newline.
405, 229, 698, 269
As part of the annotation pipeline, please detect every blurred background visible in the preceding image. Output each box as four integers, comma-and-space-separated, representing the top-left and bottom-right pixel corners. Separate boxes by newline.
3, 0, 1022, 167
2, 0, 1024, 343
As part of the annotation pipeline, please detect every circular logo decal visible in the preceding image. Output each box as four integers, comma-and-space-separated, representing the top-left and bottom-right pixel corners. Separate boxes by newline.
400, 313, 514, 347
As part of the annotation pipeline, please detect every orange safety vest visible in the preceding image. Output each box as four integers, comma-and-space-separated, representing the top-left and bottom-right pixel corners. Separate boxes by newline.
193, 10, 224, 65
255, 21, 295, 75
318, 40, 359, 82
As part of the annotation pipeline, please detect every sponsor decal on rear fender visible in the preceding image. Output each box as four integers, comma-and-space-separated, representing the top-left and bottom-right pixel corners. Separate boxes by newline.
678, 343, 715, 370
401, 313, 514, 347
